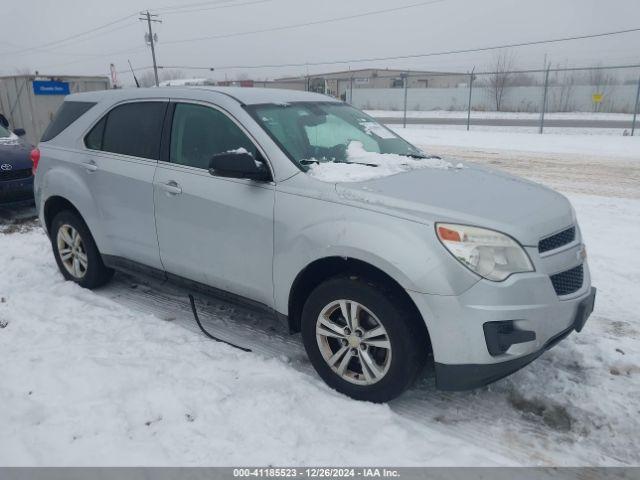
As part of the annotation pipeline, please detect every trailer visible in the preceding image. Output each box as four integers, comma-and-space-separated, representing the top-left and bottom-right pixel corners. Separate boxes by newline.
0, 74, 109, 145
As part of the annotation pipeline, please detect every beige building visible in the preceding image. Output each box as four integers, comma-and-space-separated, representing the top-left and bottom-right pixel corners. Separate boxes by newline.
0, 74, 110, 144
265, 68, 469, 99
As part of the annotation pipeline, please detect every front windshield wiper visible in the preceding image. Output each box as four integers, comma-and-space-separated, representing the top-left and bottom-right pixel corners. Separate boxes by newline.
299, 158, 378, 167
399, 153, 441, 160
340, 161, 378, 167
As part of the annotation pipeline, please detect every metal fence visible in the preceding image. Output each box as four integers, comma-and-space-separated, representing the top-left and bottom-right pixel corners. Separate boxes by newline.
283, 64, 640, 135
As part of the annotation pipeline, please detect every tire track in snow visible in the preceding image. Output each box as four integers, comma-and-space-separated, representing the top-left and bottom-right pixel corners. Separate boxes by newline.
98, 272, 625, 466
413, 145, 640, 200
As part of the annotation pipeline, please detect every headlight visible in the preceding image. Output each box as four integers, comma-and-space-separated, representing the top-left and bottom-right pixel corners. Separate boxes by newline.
436, 223, 534, 281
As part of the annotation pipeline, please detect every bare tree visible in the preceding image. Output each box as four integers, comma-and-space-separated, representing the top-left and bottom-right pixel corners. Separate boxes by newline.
483, 50, 517, 111
13, 67, 33, 75
138, 69, 185, 87
510, 72, 537, 87
549, 63, 577, 112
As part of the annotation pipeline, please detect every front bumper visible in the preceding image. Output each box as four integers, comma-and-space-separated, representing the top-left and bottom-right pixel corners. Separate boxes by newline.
408, 233, 595, 390
434, 287, 596, 390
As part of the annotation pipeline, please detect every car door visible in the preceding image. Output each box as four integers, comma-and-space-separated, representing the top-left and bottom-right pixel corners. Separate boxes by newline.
83, 100, 167, 270
153, 101, 275, 306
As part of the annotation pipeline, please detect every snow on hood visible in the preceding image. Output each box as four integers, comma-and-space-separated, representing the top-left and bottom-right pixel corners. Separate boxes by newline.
307, 141, 461, 183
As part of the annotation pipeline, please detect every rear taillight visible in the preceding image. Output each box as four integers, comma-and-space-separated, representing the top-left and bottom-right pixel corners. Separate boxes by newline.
30, 148, 40, 175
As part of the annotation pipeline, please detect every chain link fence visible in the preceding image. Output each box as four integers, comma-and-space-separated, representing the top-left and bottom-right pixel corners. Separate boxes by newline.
282, 64, 640, 135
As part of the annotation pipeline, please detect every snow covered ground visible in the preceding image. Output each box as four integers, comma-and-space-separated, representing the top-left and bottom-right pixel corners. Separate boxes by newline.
391, 127, 640, 199
394, 127, 640, 160
371, 110, 639, 136
390, 123, 634, 136
1, 129, 639, 466
367, 110, 636, 121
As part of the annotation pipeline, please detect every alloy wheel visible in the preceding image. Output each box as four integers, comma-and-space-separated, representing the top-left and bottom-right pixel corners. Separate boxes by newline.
315, 299, 392, 385
56, 224, 88, 279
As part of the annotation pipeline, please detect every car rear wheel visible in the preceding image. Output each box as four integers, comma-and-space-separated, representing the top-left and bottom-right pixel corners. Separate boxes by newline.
301, 276, 427, 402
51, 210, 113, 289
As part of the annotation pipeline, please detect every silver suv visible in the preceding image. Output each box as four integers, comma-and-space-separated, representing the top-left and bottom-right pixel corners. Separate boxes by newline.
33, 87, 596, 402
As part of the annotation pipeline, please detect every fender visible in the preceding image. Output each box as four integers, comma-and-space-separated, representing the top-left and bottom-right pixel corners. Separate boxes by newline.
273, 209, 479, 316
38, 159, 112, 255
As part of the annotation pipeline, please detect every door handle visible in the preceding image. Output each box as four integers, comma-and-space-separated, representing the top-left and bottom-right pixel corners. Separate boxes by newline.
158, 181, 182, 195
82, 161, 98, 172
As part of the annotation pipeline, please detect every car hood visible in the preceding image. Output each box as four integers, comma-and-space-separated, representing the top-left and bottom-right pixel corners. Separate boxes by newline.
0, 137, 32, 170
334, 162, 574, 246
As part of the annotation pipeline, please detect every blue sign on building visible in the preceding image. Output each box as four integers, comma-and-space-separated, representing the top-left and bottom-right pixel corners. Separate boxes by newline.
33, 80, 70, 96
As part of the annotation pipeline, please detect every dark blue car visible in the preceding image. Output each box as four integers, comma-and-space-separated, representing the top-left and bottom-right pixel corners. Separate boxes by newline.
0, 124, 34, 205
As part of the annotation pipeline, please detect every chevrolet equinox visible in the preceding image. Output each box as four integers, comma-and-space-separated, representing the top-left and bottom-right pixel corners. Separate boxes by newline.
33, 87, 596, 402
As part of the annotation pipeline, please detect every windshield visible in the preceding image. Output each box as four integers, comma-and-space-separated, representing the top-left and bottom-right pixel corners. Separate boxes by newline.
246, 102, 425, 170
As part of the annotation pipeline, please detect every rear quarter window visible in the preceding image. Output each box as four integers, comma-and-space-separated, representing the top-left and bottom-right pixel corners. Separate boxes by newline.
41, 101, 96, 142
84, 117, 106, 150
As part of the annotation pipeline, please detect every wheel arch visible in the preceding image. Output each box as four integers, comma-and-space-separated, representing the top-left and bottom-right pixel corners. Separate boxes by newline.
287, 256, 431, 351
43, 196, 85, 234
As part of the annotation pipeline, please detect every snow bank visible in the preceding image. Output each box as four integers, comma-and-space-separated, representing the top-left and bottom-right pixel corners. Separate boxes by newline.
307, 141, 458, 183
0, 229, 507, 466
366, 110, 636, 121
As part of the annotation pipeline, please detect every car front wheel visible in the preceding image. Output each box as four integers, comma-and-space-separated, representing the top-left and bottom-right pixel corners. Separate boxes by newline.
301, 276, 427, 402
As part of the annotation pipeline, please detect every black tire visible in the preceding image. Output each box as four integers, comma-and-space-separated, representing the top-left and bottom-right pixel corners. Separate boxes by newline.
301, 276, 428, 402
50, 210, 113, 289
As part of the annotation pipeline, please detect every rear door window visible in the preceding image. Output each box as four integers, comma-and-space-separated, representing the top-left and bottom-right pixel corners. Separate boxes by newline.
99, 102, 167, 160
41, 101, 96, 142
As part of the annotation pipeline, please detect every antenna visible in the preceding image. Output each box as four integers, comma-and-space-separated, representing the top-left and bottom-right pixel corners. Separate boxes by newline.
128, 59, 141, 88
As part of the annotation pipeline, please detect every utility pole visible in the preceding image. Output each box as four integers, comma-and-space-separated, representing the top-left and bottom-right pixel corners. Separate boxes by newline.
401, 72, 408, 129
539, 65, 550, 134
139, 11, 161, 86
349, 75, 354, 104
466, 66, 475, 131
631, 72, 640, 136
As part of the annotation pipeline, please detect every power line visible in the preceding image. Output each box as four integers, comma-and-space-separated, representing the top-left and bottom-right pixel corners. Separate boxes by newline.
1, 12, 138, 56
154, 0, 237, 12
158, 65, 215, 70
116, 65, 153, 75
161, 0, 447, 46
87, 28, 640, 78
10, 0, 277, 70
156, 62, 640, 79
0, 22, 139, 58
36, 45, 149, 72
158, 0, 274, 15
28, 0, 443, 71
203, 26, 640, 70
0, 0, 273, 58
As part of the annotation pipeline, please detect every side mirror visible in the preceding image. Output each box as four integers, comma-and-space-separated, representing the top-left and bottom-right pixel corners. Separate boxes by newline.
13, 128, 26, 137
209, 150, 270, 181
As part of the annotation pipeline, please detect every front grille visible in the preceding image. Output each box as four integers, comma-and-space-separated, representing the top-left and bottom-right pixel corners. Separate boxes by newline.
539, 226, 576, 253
0, 168, 32, 182
550, 264, 584, 296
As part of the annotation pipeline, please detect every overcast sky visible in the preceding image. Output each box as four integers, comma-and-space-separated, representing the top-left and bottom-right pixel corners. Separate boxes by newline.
1, 0, 639, 84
